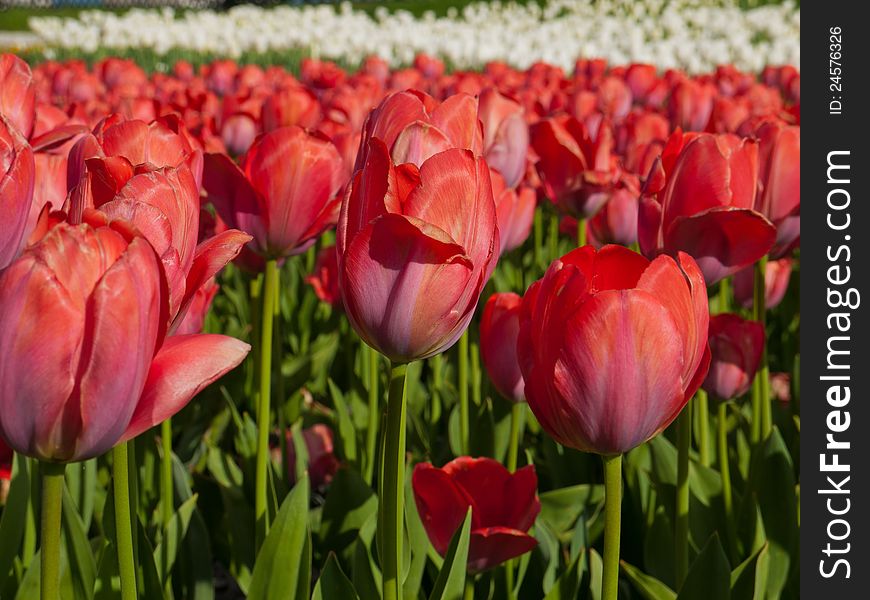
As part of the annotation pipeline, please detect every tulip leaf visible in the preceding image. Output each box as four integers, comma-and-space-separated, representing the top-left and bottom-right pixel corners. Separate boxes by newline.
404, 473, 431, 599
534, 519, 560, 595
0, 454, 29, 584
62, 484, 96, 600
65, 459, 97, 531
620, 561, 677, 600
318, 466, 377, 561
676, 533, 730, 600
313, 552, 359, 600
352, 513, 382, 600
136, 518, 165, 600
539, 484, 604, 538
153, 494, 198, 583
643, 507, 676, 589
730, 542, 769, 600
428, 507, 472, 600
171, 456, 215, 600
328, 378, 359, 465
543, 546, 584, 600
248, 475, 312, 600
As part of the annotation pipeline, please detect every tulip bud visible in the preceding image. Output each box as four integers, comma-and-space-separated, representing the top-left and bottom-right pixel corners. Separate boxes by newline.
702, 314, 765, 401
0, 116, 35, 269
732, 257, 793, 310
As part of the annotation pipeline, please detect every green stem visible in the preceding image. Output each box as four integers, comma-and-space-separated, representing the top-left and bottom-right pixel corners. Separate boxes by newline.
718, 277, 730, 313
113, 443, 138, 600
365, 344, 380, 485
504, 563, 516, 600
39, 462, 65, 600
577, 217, 586, 247
506, 403, 524, 473
160, 419, 173, 590
548, 213, 559, 262
470, 340, 481, 408
601, 454, 623, 600
380, 361, 409, 600
255, 259, 278, 549
464, 576, 475, 600
696, 389, 710, 468
458, 332, 470, 456
533, 208, 543, 270
753, 256, 772, 440
675, 401, 692, 588
717, 401, 737, 561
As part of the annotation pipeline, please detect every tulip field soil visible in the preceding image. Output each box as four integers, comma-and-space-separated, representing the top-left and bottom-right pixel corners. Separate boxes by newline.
0, 9, 800, 599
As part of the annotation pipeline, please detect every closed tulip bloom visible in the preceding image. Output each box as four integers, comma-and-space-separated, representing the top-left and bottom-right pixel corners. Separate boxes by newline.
491, 169, 535, 255
638, 131, 776, 285
518, 245, 710, 455
478, 88, 529, 188
480, 293, 525, 403
285, 423, 340, 491
754, 121, 800, 258
0, 54, 36, 139
702, 314, 764, 400
0, 116, 35, 269
587, 185, 639, 248
412, 457, 539, 573
203, 126, 344, 261
337, 139, 498, 363
356, 90, 483, 169
305, 245, 341, 307
0, 221, 250, 462
260, 85, 322, 133
732, 257, 792, 310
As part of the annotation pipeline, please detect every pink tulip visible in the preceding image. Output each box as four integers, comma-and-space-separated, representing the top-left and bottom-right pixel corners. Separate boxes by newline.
285, 424, 340, 490
702, 314, 764, 400
480, 293, 525, 403
305, 245, 341, 307
337, 140, 498, 363
478, 88, 529, 189
0, 116, 35, 269
753, 121, 800, 258
491, 169, 535, 255
0, 220, 249, 462
518, 245, 710, 455
732, 257, 793, 310
0, 54, 36, 139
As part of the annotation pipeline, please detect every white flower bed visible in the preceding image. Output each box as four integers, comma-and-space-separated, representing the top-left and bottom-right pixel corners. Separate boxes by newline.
28, 0, 800, 73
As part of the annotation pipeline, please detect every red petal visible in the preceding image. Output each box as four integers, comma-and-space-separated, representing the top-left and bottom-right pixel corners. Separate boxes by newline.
412, 463, 475, 556
467, 528, 538, 573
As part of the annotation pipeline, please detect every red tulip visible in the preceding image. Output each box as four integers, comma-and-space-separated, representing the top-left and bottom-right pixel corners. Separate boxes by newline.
732, 257, 792, 310
337, 140, 498, 362
412, 457, 539, 573
753, 121, 800, 258
702, 314, 764, 400
0, 116, 35, 269
0, 437, 11, 481
491, 169, 535, 255
529, 116, 620, 218
770, 372, 792, 404
638, 131, 776, 285
356, 90, 483, 169
221, 113, 258, 156
305, 245, 341, 307
0, 54, 36, 139
669, 79, 715, 132
480, 293, 525, 403
518, 245, 710, 455
587, 185, 640, 248
174, 278, 219, 335
0, 220, 249, 462
260, 85, 321, 133
203, 126, 344, 261
285, 423, 340, 491
478, 88, 528, 189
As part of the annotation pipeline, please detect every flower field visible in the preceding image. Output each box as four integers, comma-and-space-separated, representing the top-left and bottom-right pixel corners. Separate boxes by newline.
0, 2, 799, 599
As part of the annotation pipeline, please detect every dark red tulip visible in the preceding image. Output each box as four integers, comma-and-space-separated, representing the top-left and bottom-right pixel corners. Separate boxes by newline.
669, 79, 715, 132
412, 457, 539, 573
702, 314, 764, 400
337, 140, 498, 363
0, 220, 250, 462
491, 169, 535, 255
203, 126, 344, 261
0, 116, 35, 269
638, 130, 776, 284
478, 88, 528, 189
587, 184, 640, 248
285, 424, 340, 491
0, 54, 36, 139
480, 293, 525, 403
732, 257, 792, 310
305, 245, 341, 307
0, 437, 11, 481
518, 245, 710, 455
753, 120, 800, 258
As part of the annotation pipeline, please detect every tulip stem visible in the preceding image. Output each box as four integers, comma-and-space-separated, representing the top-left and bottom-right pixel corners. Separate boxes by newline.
601, 454, 622, 600
470, 340, 482, 408
718, 277, 730, 313
39, 462, 65, 600
255, 258, 278, 550
113, 443, 138, 600
548, 213, 559, 262
718, 401, 737, 561
458, 332, 470, 455
533, 208, 543, 270
464, 576, 475, 600
507, 403, 524, 473
160, 418, 174, 589
380, 361, 409, 600
753, 256, 772, 440
365, 344, 380, 485
675, 401, 692, 588
577, 217, 586, 247
696, 389, 711, 467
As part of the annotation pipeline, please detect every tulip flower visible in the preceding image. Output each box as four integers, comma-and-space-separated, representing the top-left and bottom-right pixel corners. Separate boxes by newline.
0, 116, 35, 270
753, 120, 800, 258
0, 54, 36, 139
480, 293, 525, 404
305, 245, 341, 307
203, 125, 344, 261
412, 457, 539, 573
478, 88, 528, 188
491, 170, 535, 255
587, 185, 640, 249
638, 130, 776, 284
285, 423, 340, 491
0, 437, 11, 481
337, 139, 498, 363
260, 85, 322, 132
733, 257, 792, 310
174, 278, 219, 336
702, 314, 765, 401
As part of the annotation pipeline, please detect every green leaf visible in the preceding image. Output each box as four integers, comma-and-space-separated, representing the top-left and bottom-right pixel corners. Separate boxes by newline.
428, 508, 472, 600
404, 472, 431, 599
62, 484, 96, 600
351, 513, 381, 600
620, 561, 676, 600
544, 547, 584, 600
328, 379, 358, 464
676, 533, 730, 600
248, 475, 312, 600
65, 459, 97, 531
318, 467, 377, 560
171, 457, 214, 600
153, 494, 198, 583
731, 543, 769, 600
539, 484, 604, 538
136, 518, 165, 600
643, 508, 675, 589
313, 553, 359, 600
0, 454, 30, 582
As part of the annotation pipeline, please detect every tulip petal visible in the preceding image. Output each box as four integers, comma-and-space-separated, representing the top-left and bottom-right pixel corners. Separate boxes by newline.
430, 93, 484, 154
202, 151, 266, 250
468, 528, 538, 573
412, 463, 476, 555
391, 121, 452, 167
119, 334, 250, 444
